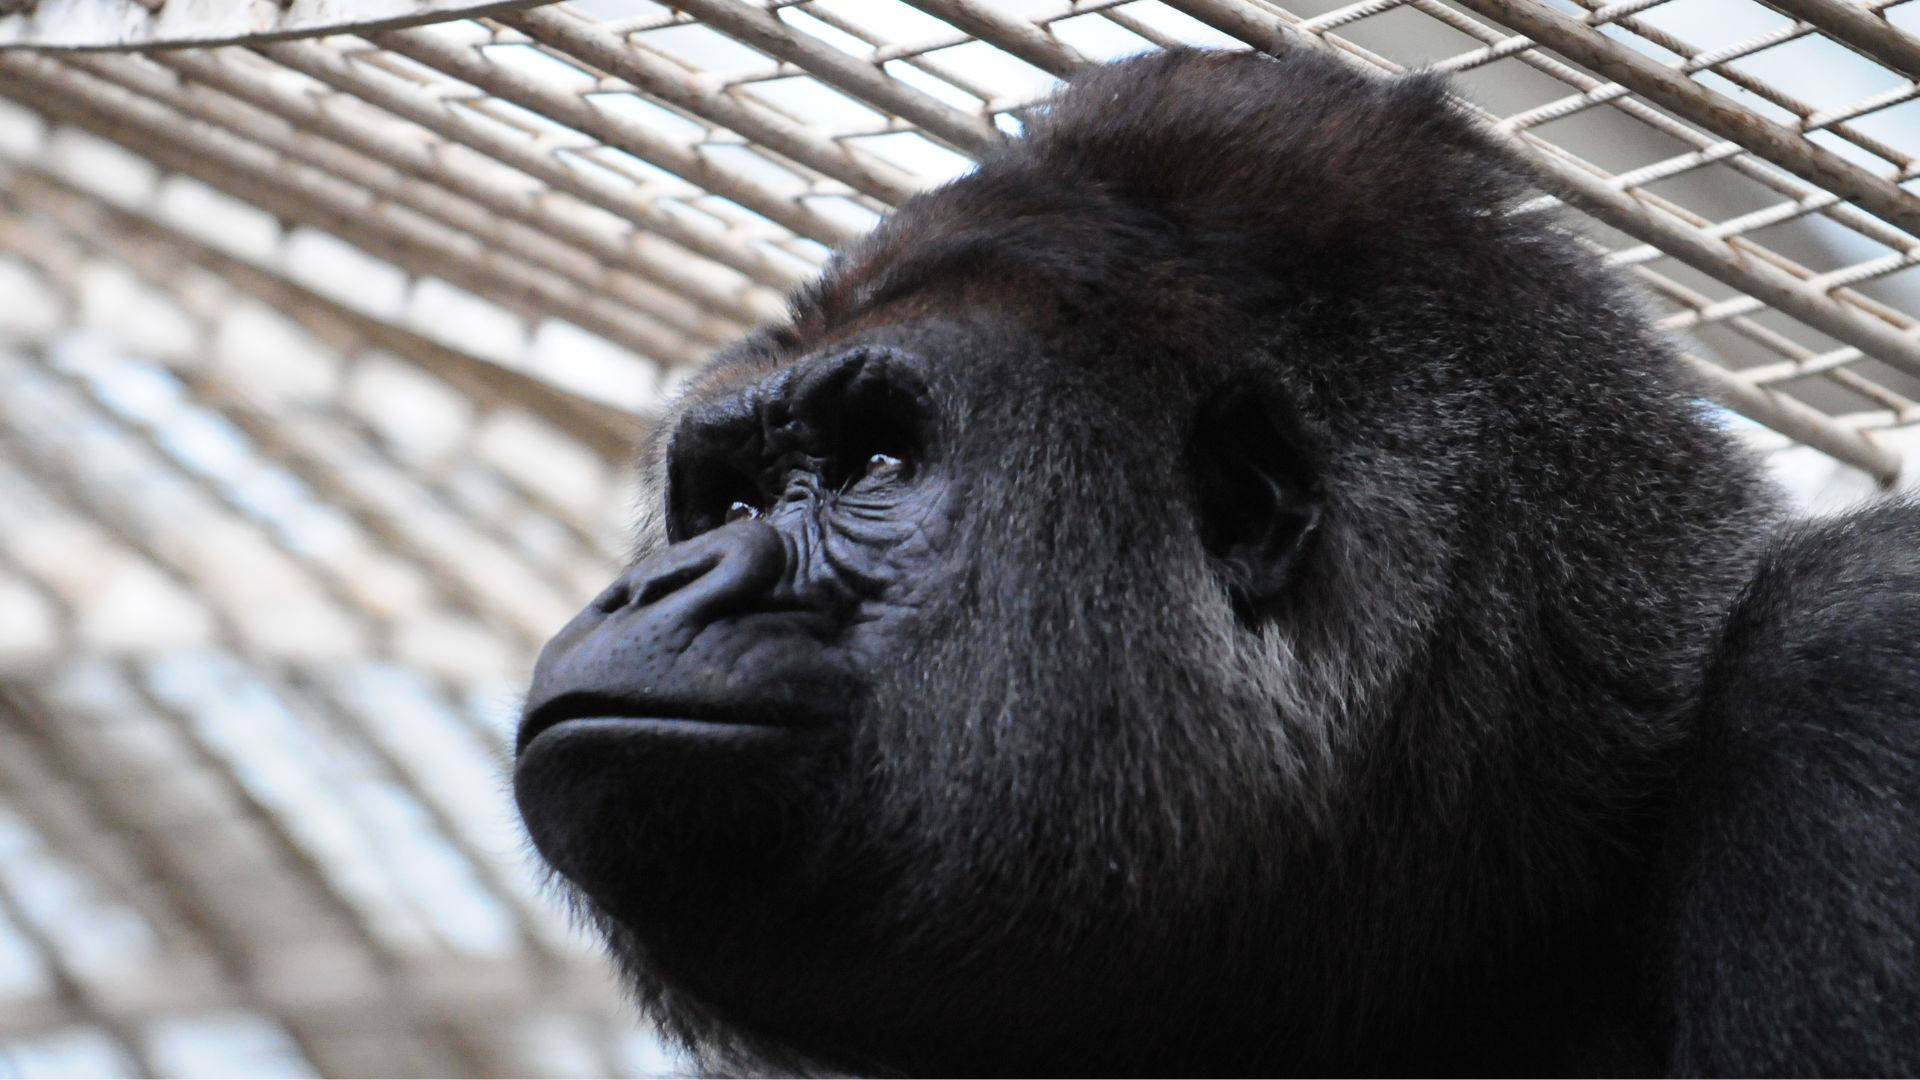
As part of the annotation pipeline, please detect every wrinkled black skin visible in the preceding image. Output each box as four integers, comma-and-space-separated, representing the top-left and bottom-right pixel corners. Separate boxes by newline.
515, 48, 1920, 1076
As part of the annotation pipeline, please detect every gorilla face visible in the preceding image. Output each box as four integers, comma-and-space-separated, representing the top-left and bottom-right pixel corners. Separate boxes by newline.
515, 46, 1771, 1075
518, 306, 1336, 1069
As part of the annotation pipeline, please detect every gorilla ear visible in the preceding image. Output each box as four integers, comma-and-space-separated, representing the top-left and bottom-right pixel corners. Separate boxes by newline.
1186, 385, 1322, 622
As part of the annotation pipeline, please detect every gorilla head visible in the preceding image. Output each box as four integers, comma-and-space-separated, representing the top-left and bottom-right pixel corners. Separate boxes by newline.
517, 47, 1775, 1074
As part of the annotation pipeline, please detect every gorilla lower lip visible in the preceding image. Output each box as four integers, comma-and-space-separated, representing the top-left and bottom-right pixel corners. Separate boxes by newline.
523, 715, 788, 752
518, 689, 801, 754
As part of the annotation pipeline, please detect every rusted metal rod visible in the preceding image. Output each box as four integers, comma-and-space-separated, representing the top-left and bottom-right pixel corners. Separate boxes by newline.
1759, 0, 1920, 82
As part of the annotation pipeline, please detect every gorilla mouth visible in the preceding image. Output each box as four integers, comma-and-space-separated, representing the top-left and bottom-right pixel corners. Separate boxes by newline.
517, 692, 790, 756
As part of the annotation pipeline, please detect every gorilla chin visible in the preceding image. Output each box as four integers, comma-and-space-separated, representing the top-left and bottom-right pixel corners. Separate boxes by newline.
518, 628, 853, 933
514, 44, 1920, 1078
515, 714, 825, 932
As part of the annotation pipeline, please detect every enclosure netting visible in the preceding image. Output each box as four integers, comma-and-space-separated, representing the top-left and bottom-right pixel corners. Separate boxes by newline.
0, 0, 1917, 1075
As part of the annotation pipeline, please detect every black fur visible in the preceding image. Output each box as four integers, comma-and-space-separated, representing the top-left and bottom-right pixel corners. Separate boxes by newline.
1666, 505, 1920, 1075
514, 47, 1920, 1075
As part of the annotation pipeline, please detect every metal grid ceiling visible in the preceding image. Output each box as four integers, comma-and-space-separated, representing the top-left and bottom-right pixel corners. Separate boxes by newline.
2, 0, 1920, 1076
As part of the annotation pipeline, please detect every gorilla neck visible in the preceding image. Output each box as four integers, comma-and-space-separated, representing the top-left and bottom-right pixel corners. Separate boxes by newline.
1252, 522, 1775, 1070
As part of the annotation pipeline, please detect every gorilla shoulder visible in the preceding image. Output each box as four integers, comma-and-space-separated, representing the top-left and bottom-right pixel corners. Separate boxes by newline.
1666, 503, 1920, 1075
514, 45, 1920, 1076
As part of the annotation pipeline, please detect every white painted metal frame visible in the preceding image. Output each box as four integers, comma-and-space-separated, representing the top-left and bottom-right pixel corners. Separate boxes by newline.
4, 0, 1917, 483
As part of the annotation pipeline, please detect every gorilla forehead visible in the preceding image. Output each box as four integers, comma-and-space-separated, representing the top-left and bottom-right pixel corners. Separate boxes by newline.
791, 48, 1520, 343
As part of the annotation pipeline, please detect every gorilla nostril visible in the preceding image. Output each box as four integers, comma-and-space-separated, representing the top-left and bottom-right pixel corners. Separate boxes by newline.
590, 555, 720, 615
591, 581, 631, 614
636, 555, 721, 607
569, 522, 787, 638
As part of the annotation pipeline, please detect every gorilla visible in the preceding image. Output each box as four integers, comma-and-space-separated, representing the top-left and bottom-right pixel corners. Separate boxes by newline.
515, 46, 1920, 1075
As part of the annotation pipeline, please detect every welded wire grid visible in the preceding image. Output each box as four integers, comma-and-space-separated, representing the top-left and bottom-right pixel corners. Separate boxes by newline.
2, 0, 1920, 1075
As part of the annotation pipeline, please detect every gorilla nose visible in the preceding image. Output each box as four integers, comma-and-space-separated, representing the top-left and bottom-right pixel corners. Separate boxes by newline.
521, 522, 791, 751
591, 521, 787, 620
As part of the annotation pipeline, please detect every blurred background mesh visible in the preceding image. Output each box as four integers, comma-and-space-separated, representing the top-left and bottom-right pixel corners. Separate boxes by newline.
3, 0, 1920, 1075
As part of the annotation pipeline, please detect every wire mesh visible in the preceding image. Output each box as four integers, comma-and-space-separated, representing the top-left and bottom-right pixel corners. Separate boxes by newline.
2, 0, 1919, 1075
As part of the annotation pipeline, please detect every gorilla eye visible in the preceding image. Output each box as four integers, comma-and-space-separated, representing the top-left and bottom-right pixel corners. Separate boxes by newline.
726, 501, 761, 523
823, 373, 924, 492
865, 453, 907, 480
665, 393, 771, 541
